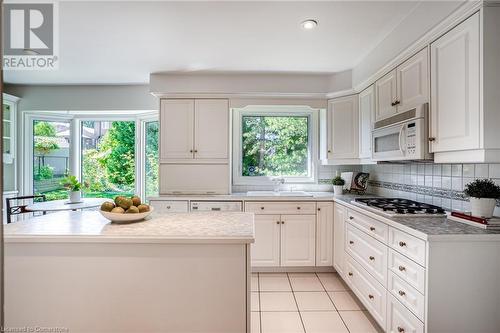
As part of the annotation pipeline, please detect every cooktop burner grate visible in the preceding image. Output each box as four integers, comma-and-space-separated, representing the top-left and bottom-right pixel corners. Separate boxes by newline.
352, 198, 446, 216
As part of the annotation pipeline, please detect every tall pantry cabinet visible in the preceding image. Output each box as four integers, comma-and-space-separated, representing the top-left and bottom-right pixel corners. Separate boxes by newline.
159, 99, 230, 194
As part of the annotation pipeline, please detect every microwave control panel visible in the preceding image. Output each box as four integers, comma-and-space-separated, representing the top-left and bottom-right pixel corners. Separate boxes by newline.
406, 122, 417, 156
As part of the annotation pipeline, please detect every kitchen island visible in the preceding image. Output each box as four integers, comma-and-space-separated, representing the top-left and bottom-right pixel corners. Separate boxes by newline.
4, 211, 255, 333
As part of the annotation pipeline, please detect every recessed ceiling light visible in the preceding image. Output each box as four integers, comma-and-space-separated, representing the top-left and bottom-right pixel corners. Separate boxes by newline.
301, 19, 318, 30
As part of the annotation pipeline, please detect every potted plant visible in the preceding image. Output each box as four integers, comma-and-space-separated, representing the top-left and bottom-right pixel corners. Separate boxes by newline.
464, 179, 500, 218
61, 175, 83, 203
332, 176, 345, 196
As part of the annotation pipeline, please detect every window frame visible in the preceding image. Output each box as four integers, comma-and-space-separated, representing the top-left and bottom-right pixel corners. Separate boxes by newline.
232, 105, 319, 186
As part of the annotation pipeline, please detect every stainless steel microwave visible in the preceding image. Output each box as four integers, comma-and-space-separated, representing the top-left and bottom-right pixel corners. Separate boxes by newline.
372, 104, 432, 161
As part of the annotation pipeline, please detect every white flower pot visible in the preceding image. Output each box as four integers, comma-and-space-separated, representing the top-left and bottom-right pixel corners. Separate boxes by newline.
333, 185, 344, 196
469, 197, 496, 218
69, 191, 81, 203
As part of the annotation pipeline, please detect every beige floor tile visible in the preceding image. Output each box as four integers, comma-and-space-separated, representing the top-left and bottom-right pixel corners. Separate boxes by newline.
288, 273, 324, 291
339, 311, 384, 333
259, 273, 292, 292
261, 312, 304, 333
252, 274, 259, 292
251, 312, 261, 333
294, 292, 335, 311
252, 292, 260, 311
317, 273, 350, 291
301, 311, 349, 333
260, 292, 298, 311
328, 291, 365, 310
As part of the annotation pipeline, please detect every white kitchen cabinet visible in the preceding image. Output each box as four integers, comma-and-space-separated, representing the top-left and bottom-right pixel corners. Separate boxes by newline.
430, 13, 480, 154
397, 47, 429, 112
251, 215, 281, 267
316, 202, 334, 266
280, 215, 316, 267
375, 69, 397, 121
2, 94, 19, 165
358, 85, 374, 159
160, 98, 229, 162
326, 95, 359, 160
333, 203, 347, 277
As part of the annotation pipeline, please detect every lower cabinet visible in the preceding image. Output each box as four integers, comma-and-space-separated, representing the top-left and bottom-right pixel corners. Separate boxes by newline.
316, 202, 334, 266
252, 215, 281, 266
333, 203, 347, 277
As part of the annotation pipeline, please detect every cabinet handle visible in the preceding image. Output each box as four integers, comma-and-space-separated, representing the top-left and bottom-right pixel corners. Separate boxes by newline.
328, 150, 332, 153
166, 206, 171, 209
349, 216, 354, 220
368, 294, 374, 299
189, 150, 193, 153
397, 327, 405, 333
194, 150, 198, 153
276, 221, 280, 224
260, 207, 265, 210
349, 240, 354, 245
398, 265, 406, 272
369, 256, 375, 261
398, 290, 406, 296
317, 208, 321, 211
348, 272, 353, 276
428, 137, 436, 142
297, 206, 301, 210
281, 221, 285, 224
370, 226, 375, 231
399, 241, 407, 247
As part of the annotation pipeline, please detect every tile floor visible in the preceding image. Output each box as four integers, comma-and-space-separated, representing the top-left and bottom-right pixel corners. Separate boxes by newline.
251, 272, 383, 333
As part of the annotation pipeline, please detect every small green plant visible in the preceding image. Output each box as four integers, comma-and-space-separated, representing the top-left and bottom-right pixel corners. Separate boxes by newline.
464, 179, 500, 199
34, 165, 54, 180
332, 176, 345, 186
60, 175, 83, 192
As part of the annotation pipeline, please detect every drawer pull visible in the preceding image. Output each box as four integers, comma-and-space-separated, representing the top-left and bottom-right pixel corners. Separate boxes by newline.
369, 256, 375, 261
398, 265, 406, 272
276, 221, 280, 224
348, 272, 353, 276
166, 206, 171, 209
399, 241, 407, 247
317, 208, 321, 211
397, 327, 405, 333
349, 240, 354, 245
349, 216, 354, 220
370, 226, 376, 231
281, 221, 285, 224
368, 294, 374, 299
398, 290, 406, 296
297, 206, 301, 210
260, 207, 265, 210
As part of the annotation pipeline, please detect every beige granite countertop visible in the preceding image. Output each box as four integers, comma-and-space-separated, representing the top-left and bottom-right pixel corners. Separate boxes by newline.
4, 211, 255, 244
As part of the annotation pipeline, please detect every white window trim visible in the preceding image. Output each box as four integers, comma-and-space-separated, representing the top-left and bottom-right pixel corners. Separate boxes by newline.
21, 110, 158, 199
232, 105, 319, 186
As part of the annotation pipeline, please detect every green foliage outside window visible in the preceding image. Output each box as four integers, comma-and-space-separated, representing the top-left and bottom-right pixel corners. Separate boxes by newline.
242, 116, 309, 177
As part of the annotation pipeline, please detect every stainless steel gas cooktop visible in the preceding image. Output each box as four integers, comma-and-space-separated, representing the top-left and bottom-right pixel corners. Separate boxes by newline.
351, 198, 446, 217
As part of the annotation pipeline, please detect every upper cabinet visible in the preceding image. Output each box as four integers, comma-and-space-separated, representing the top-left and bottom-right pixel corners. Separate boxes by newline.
358, 85, 375, 160
375, 48, 429, 122
2, 94, 19, 164
160, 99, 229, 162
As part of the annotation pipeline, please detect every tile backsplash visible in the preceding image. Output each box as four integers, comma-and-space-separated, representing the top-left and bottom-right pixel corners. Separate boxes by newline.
363, 163, 500, 214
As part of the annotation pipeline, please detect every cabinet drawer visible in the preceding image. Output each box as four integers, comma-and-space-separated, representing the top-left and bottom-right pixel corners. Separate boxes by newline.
388, 249, 425, 294
388, 272, 425, 321
347, 209, 389, 243
345, 254, 387, 329
245, 202, 316, 215
346, 223, 388, 287
149, 200, 189, 213
191, 201, 242, 212
389, 227, 426, 267
387, 294, 424, 333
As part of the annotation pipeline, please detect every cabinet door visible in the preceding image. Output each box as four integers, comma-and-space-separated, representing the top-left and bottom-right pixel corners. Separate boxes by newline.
251, 215, 281, 267
333, 204, 347, 277
397, 47, 429, 112
430, 13, 480, 153
375, 69, 397, 121
281, 215, 316, 266
328, 95, 359, 159
160, 99, 195, 160
358, 86, 374, 159
316, 202, 334, 266
194, 99, 229, 160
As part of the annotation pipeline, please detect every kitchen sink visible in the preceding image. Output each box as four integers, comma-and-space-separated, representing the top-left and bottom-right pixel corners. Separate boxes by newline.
246, 191, 313, 197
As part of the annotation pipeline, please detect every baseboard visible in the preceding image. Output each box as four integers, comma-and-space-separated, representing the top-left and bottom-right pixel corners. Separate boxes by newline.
251, 266, 336, 273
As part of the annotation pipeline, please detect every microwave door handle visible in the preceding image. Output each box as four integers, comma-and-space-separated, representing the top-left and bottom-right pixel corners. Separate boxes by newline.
398, 125, 406, 153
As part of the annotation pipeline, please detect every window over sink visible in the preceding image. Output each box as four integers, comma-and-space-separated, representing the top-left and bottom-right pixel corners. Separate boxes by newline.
232, 106, 318, 185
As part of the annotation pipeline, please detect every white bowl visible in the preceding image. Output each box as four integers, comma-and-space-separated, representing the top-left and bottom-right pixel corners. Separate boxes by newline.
99, 207, 154, 223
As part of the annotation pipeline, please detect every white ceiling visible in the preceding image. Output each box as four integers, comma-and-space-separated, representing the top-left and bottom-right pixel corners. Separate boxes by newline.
5, 1, 422, 85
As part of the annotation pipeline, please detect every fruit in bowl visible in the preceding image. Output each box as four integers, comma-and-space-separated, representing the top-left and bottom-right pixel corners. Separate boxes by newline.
99, 195, 153, 223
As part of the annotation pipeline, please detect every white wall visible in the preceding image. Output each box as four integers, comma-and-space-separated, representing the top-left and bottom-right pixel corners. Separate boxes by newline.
352, 1, 465, 88
4, 84, 157, 111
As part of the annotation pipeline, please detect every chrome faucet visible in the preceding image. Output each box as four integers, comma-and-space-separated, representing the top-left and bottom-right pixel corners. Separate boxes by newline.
272, 177, 285, 192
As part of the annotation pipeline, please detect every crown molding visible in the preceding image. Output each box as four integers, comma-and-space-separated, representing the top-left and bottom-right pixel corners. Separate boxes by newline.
151, 92, 328, 100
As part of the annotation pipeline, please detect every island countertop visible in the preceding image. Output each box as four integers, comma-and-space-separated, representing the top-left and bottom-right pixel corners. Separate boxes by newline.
4, 211, 255, 244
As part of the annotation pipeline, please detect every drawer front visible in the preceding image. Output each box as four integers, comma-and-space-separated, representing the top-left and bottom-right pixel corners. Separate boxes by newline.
149, 200, 189, 213
345, 254, 387, 329
388, 272, 425, 321
191, 201, 242, 212
387, 294, 424, 333
245, 202, 316, 215
389, 249, 425, 294
389, 227, 426, 267
347, 209, 389, 243
346, 223, 388, 286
